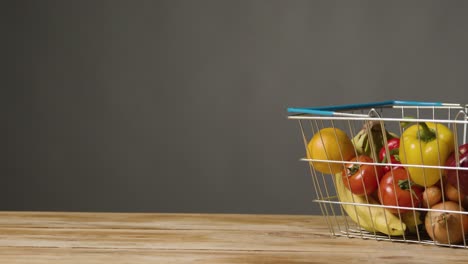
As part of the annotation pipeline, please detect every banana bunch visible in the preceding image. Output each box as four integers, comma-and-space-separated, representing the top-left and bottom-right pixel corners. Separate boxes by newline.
352, 120, 399, 162
334, 172, 406, 236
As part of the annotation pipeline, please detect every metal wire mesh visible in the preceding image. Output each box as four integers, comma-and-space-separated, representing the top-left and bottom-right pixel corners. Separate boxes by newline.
289, 103, 468, 248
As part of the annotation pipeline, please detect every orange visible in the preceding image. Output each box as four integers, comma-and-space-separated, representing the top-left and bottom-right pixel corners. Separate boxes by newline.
307, 128, 355, 174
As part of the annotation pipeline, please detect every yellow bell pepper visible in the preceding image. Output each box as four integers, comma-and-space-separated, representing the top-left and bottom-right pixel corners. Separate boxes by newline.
399, 122, 454, 187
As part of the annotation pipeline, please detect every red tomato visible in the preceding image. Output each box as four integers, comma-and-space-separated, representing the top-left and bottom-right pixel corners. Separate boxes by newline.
378, 168, 423, 213
342, 155, 383, 196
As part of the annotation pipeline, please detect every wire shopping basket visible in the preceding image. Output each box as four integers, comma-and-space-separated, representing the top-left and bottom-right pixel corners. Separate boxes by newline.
288, 100, 468, 248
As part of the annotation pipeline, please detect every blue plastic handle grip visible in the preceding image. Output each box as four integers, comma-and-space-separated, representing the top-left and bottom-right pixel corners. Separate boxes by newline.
287, 100, 444, 116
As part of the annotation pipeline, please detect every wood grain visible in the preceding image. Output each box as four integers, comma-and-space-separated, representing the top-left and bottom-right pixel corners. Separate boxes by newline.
0, 212, 466, 263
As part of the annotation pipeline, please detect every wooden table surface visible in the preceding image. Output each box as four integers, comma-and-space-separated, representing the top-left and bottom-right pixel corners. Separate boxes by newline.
0, 212, 467, 263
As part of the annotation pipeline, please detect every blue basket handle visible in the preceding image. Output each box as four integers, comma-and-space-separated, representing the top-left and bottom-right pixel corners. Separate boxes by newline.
287, 100, 448, 116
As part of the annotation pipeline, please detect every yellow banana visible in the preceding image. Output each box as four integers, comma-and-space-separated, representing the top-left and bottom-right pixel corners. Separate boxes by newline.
335, 172, 406, 236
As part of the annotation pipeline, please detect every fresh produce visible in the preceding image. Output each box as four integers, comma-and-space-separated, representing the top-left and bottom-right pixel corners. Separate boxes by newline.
425, 201, 468, 244
400, 210, 423, 234
307, 128, 355, 174
399, 122, 455, 187
445, 143, 468, 194
352, 120, 398, 162
378, 168, 424, 214
342, 155, 383, 196
444, 182, 466, 203
378, 138, 401, 174
422, 185, 442, 208
334, 172, 406, 236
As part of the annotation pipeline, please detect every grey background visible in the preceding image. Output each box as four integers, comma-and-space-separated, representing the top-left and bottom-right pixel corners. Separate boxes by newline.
3, 0, 468, 214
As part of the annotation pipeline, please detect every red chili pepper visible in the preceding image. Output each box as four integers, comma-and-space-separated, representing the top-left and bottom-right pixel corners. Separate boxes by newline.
379, 138, 401, 174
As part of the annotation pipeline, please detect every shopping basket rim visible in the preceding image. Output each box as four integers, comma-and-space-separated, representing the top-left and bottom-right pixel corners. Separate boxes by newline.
287, 100, 463, 116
